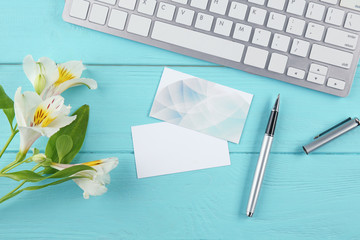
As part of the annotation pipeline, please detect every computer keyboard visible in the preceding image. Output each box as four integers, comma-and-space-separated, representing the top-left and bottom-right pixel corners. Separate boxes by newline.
63, 0, 360, 97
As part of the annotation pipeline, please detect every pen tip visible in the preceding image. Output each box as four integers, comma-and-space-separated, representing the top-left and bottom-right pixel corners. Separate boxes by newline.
247, 212, 254, 217
273, 94, 280, 111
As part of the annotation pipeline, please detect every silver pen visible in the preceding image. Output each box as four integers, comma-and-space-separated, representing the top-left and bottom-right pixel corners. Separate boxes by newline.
247, 94, 280, 217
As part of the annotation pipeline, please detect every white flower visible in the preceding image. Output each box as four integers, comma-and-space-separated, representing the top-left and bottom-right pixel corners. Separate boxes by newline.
23, 55, 97, 99
14, 87, 76, 155
23, 55, 59, 95
51, 157, 119, 199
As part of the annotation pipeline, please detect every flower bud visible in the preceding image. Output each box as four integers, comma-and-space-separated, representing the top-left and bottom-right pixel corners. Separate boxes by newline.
32, 154, 47, 163
34, 74, 46, 95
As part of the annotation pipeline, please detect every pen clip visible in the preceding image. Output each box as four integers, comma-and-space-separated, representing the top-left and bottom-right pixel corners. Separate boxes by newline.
314, 117, 352, 139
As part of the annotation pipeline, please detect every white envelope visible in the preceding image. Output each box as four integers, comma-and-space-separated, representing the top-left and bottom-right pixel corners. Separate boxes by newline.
150, 68, 253, 143
131, 122, 230, 178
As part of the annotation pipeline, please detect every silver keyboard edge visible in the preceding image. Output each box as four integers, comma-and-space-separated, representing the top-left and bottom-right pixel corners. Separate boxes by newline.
63, 0, 360, 97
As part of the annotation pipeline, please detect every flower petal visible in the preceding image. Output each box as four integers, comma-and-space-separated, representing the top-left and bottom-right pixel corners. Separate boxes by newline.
38, 57, 59, 87
46, 115, 76, 130
56, 78, 98, 95
14, 87, 42, 127
23, 55, 38, 86
58, 61, 86, 79
73, 178, 108, 199
18, 126, 42, 154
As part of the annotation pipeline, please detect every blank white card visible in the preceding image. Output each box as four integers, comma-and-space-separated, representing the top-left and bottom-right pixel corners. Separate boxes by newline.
131, 123, 230, 178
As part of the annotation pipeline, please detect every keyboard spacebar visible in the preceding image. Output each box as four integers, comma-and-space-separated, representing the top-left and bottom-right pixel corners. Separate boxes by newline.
151, 21, 244, 62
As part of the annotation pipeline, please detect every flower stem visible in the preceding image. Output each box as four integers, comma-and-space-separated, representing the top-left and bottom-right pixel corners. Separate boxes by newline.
1, 157, 32, 173
0, 165, 41, 204
0, 128, 19, 159
0, 152, 27, 173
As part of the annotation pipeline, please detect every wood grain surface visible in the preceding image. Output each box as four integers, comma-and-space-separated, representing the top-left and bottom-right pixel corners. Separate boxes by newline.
0, 1, 360, 239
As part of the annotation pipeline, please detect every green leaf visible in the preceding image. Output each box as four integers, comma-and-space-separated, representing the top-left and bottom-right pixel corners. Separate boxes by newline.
0, 85, 13, 109
48, 165, 94, 179
0, 165, 94, 182
0, 170, 44, 182
56, 135, 73, 163
32, 148, 40, 156
3, 108, 15, 126
45, 105, 89, 165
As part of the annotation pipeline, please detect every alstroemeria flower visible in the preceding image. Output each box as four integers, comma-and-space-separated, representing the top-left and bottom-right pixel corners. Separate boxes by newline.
23, 55, 59, 95
51, 157, 119, 199
41, 60, 97, 99
23, 55, 97, 99
14, 88, 76, 155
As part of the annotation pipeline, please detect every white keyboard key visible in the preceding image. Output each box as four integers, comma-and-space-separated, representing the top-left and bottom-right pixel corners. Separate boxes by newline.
340, 0, 360, 12
151, 21, 245, 62
190, 0, 209, 10
172, 0, 188, 4
307, 72, 326, 85
127, 14, 152, 36
252, 28, 271, 46
290, 39, 310, 57
176, 7, 195, 26
286, 17, 306, 36
157, 3, 176, 21
209, 0, 229, 15
118, 0, 137, 10
267, 12, 286, 30
305, 23, 325, 41
287, 67, 305, 79
327, 78, 346, 90
325, 28, 358, 50
321, 0, 338, 4
248, 0, 265, 5
70, 0, 89, 20
108, 9, 128, 30
214, 18, 233, 36
89, 4, 108, 25
310, 44, 353, 69
248, 7, 267, 25
325, 7, 345, 26
306, 3, 326, 21
233, 23, 252, 42
228, 2, 248, 20
344, 13, 360, 31
268, 53, 288, 73
271, 33, 290, 52
96, 0, 116, 5
138, 0, 157, 16
310, 64, 328, 75
195, 13, 214, 31
244, 46, 269, 69
267, 0, 286, 10
286, 0, 306, 16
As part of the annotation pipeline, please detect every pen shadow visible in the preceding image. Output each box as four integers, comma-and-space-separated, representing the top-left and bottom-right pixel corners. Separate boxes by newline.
237, 98, 272, 219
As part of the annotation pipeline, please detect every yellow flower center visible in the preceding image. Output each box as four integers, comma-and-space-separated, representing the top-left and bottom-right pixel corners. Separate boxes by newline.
82, 160, 103, 167
54, 66, 76, 86
32, 106, 55, 127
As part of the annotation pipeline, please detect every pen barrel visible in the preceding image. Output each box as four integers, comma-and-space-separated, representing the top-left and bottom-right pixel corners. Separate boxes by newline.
247, 134, 273, 216
303, 118, 359, 154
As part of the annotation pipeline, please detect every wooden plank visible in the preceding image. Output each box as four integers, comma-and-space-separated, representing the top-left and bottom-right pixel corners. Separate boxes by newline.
0, 152, 359, 239
0, 0, 212, 65
1, 65, 360, 153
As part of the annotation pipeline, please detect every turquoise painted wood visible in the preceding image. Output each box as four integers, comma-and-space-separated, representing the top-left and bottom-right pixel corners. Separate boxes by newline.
0, 1, 360, 239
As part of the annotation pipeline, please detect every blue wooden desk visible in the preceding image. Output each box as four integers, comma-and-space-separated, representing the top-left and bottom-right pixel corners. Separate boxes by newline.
1, 1, 360, 239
